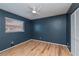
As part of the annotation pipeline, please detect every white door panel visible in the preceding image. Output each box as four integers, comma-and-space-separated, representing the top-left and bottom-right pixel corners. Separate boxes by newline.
75, 8, 79, 56
71, 10, 76, 55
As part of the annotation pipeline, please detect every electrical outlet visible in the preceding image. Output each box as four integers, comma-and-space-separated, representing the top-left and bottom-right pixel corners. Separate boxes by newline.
11, 41, 14, 44
10, 41, 14, 46
67, 43, 69, 45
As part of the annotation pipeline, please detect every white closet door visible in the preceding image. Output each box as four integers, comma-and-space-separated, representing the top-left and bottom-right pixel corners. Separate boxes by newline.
75, 8, 79, 56
71, 10, 76, 56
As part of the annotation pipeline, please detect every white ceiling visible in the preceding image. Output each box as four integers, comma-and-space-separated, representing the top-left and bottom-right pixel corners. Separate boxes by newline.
0, 3, 71, 20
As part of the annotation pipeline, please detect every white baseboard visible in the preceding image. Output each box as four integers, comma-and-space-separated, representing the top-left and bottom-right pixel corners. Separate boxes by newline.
0, 39, 32, 53
32, 39, 67, 47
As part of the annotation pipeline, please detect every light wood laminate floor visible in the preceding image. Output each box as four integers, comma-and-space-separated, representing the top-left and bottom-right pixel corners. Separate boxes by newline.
0, 39, 71, 56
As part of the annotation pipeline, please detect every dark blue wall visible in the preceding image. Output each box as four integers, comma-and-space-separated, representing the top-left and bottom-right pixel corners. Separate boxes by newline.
0, 9, 31, 51
31, 14, 67, 45
66, 14, 71, 50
